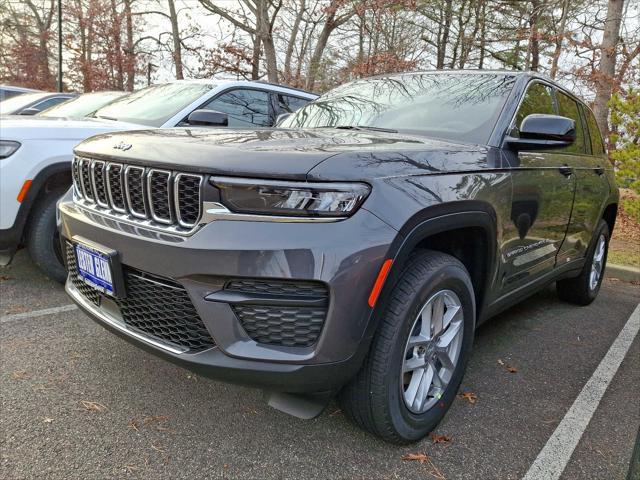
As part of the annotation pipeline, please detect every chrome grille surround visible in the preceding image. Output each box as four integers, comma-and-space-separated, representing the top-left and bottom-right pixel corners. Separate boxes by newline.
79, 158, 94, 202
174, 173, 203, 228
73, 156, 203, 234
105, 163, 126, 213
147, 169, 173, 224
124, 165, 147, 219
91, 160, 109, 207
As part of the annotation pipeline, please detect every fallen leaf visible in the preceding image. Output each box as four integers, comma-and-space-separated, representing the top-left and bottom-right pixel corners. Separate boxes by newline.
497, 359, 505, 366
143, 415, 168, 425
507, 366, 518, 373
11, 370, 30, 380
430, 433, 451, 444
223, 464, 229, 469
0, 275, 12, 282
458, 392, 477, 404
42, 417, 54, 423
402, 453, 429, 464
123, 464, 138, 473
128, 419, 140, 432
329, 408, 342, 417
79, 400, 107, 413
151, 442, 166, 453
5, 305, 28, 314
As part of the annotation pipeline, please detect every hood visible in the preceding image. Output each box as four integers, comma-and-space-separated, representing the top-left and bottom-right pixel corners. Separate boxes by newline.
0, 115, 146, 141
75, 127, 482, 180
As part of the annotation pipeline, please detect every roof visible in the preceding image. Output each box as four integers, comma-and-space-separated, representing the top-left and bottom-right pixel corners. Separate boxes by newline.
166, 78, 317, 98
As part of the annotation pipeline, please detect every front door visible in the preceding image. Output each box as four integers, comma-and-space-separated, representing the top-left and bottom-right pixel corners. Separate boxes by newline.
501, 81, 576, 290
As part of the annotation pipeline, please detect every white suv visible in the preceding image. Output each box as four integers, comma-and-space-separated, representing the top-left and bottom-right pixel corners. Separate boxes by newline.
0, 80, 317, 281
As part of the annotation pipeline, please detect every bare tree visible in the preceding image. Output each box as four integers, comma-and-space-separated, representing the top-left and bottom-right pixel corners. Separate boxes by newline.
593, 0, 625, 136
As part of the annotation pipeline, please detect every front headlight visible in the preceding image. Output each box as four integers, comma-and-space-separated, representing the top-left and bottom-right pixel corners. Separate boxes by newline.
0, 140, 21, 159
211, 177, 371, 218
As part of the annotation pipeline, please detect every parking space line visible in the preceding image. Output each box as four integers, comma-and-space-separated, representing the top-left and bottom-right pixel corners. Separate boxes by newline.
523, 303, 640, 480
0, 304, 78, 324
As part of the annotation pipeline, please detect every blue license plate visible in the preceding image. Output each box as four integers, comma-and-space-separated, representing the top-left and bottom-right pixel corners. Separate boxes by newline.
74, 243, 115, 296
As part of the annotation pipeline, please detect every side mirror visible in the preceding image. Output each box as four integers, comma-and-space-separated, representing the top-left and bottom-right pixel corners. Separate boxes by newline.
19, 107, 41, 116
505, 114, 576, 151
187, 109, 229, 127
275, 112, 292, 126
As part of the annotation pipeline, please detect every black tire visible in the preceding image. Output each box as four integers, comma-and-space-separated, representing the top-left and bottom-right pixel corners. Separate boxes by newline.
556, 220, 610, 306
27, 191, 67, 283
339, 250, 475, 444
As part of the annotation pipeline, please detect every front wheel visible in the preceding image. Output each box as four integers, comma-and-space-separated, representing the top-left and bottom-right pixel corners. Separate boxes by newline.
27, 191, 67, 284
339, 250, 475, 443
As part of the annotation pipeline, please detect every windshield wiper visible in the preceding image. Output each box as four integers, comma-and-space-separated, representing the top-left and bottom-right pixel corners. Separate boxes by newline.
95, 115, 118, 121
333, 125, 398, 133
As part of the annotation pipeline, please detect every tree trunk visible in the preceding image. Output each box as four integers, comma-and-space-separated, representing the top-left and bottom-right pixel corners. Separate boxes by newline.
593, 0, 625, 138
256, 0, 278, 83
251, 34, 261, 80
478, 0, 486, 68
124, 0, 135, 90
283, 0, 305, 82
437, 0, 453, 69
110, 0, 124, 89
550, 0, 570, 79
528, 0, 540, 71
305, 18, 333, 90
167, 0, 183, 80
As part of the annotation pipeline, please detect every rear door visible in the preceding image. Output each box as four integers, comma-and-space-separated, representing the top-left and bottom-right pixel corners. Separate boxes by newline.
501, 81, 576, 289
555, 93, 610, 263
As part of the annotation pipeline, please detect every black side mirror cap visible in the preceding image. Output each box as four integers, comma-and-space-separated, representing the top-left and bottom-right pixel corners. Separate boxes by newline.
505, 114, 576, 151
19, 107, 41, 116
276, 112, 292, 126
187, 109, 229, 127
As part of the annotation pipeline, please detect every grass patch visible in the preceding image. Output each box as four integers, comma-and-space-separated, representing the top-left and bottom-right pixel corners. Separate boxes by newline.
609, 189, 639, 268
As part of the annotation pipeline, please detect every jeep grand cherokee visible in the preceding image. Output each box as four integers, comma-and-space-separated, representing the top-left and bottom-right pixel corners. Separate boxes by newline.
58, 71, 618, 443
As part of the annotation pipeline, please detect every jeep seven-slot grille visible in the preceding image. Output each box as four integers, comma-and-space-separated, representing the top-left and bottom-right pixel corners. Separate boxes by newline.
72, 157, 203, 230
66, 243, 215, 352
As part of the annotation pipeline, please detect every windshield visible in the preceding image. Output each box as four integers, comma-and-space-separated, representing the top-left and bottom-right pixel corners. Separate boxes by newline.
0, 92, 51, 115
93, 82, 215, 127
281, 73, 516, 144
40, 91, 127, 118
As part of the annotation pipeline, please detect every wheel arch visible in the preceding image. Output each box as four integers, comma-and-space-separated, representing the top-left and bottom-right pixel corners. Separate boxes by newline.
373, 201, 499, 332
15, 162, 72, 244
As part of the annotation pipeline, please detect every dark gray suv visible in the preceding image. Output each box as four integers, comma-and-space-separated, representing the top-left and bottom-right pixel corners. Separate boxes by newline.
58, 71, 618, 443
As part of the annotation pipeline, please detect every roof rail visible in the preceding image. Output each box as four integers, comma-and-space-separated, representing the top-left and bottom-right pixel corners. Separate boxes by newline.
254, 80, 317, 96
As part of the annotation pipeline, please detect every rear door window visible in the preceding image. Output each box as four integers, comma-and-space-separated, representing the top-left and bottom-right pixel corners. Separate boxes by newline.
556, 91, 586, 154
584, 106, 606, 155
515, 82, 555, 129
203, 89, 271, 127
276, 94, 309, 114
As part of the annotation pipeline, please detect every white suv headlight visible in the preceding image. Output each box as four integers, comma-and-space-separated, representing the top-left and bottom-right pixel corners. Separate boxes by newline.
0, 140, 21, 159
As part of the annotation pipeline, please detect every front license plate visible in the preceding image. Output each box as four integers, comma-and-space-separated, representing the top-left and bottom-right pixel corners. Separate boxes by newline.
74, 242, 116, 296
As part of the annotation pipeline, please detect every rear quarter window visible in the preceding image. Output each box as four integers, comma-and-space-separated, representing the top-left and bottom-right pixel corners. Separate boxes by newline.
584, 107, 606, 155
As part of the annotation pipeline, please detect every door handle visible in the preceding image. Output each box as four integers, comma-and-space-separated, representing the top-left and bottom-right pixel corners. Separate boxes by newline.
595, 166, 605, 176
558, 165, 573, 177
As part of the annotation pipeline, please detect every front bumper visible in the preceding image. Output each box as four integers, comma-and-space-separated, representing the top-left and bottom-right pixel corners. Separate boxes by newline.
59, 198, 397, 393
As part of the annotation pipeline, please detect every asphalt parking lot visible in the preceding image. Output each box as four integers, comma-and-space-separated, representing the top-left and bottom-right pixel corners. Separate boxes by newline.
1, 251, 639, 480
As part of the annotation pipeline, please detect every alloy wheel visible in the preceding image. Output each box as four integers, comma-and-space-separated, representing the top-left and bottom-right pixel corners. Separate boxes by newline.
401, 289, 464, 414
589, 234, 606, 291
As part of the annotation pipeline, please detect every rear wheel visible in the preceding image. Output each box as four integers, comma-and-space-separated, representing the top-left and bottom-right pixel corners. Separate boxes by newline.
556, 220, 610, 306
339, 250, 475, 443
27, 191, 67, 283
